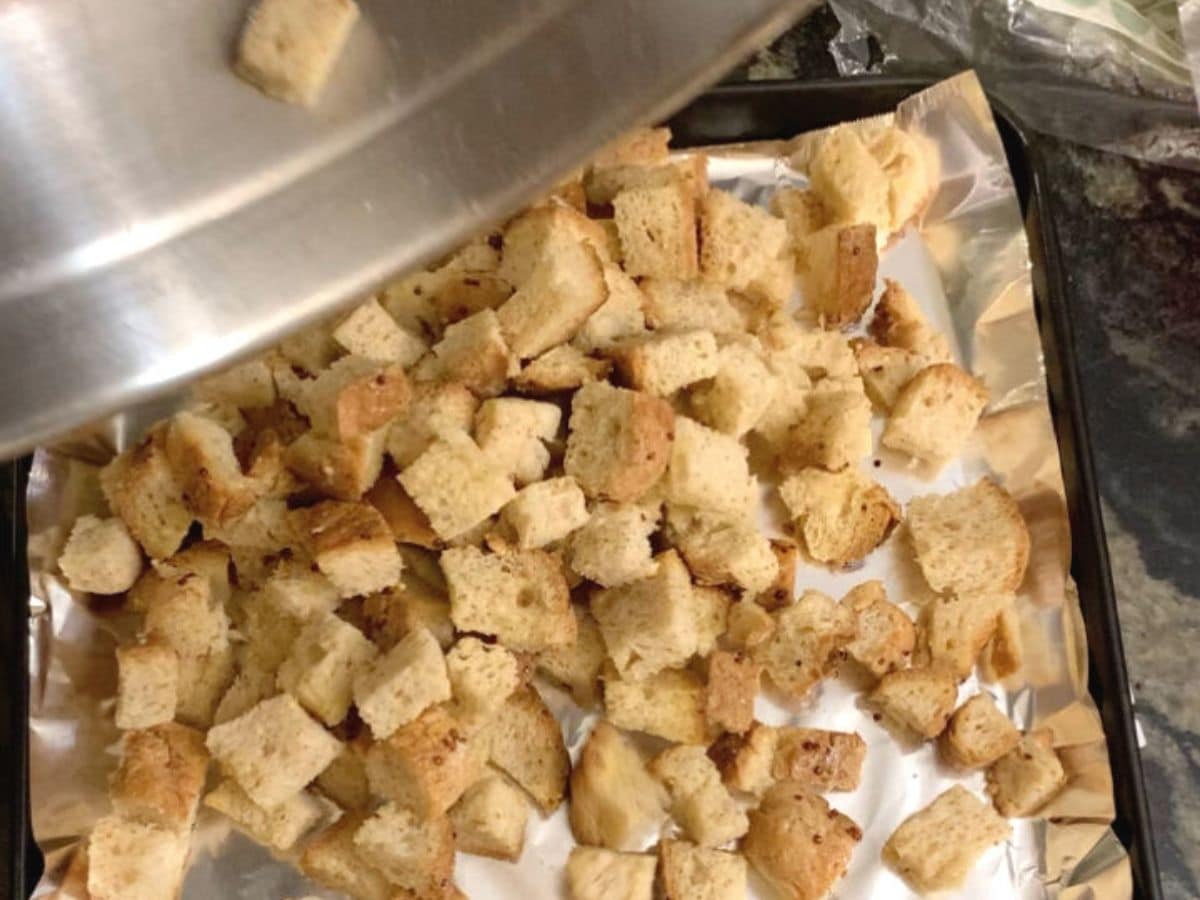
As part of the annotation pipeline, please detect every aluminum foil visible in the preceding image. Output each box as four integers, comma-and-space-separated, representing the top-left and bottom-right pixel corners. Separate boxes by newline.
26, 71, 1127, 900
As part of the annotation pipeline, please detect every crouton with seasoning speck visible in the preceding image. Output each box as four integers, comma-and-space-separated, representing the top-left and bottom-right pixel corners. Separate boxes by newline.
772, 726, 866, 792
843, 580, 916, 679
300, 813, 393, 900
869, 667, 958, 740
705, 650, 760, 735
870, 279, 951, 361
689, 339, 778, 437
754, 590, 856, 699
610, 329, 720, 398
295, 499, 402, 598
109, 722, 208, 832
851, 337, 927, 410
778, 466, 899, 567
385, 380, 479, 469
698, 188, 793, 309
514, 344, 611, 393
420, 308, 514, 398
942, 693, 1021, 769
667, 416, 756, 517
884, 362, 989, 466
780, 379, 873, 474
986, 731, 1067, 817
445, 635, 522, 715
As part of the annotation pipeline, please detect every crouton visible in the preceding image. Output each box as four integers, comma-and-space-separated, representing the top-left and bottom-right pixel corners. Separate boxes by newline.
753, 539, 797, 611
760, 317, 857, 381
284, 427, 389, 500
592, 550, 698, 679
698, 189, 792, 308
689, 340, 778, 437
743, 783, 862, 900
604, 668, 708, 744
843, 580, 915, 679
204, 780, 325, 850
474, 397, 561, 485
779, 379, 872, 475
86, 814, 190, 900
482, 685, 569, 812
778, 467, 899, 567
353, 802, 456, 896
142, 573, 230, 658
882, 785, 1010, 893
58, 515, 143, 595
353, 626, 450, 739
610, 329, 720, 397
99, 428, 193, 560
421, 309, 514, 398
569, 720, 668, 849
359, 574, 454, 653
870, 279, 951, 361
986, 731, 1067, 817
332, 297, 427, 367
870, 126, 932, 232
725, 600, 775, 652
754, 591, 856, 698
296, 500, 402, 598
501, 477, 589, 550
667, 416, 755, 517
109, 723, 208, 831
692, 586, 731, 659
771, 186, 829, 245
300, 814, 393, 900
164, 410, 259, 522
398, 437, 514, 544
667, 507, 777, 593
708, 721, 778, 796
572, 263, 647, 353
427, 272, 513, 326
275, 613, 377, 725
235, 0, 358, 105
659, 840, 747, 900
808, 125, 891, 237
566, 846, 656, 900
640, 279, 745, 334
450, 771, 529, 861
920, 591, 1006, 679
650, 744, 747, 847
175, 646, 237, 729
497, 205, 612, 288
386, 380, 479, 469
201, 496, 298, 558
497, 241, 608, 359
884, 363, 989, 466
114, 643, 178, 730
941, 694, 1020, 769
568, 502, 657, 587
445, 635, 521, 715
589, 125, 671, 171
851, 338, 926, 410
869, 667, 958, 740
127, 541, 230, 614
586, 154, 707, 208
799, 224, 878, 327
980, 597, 1024, 682
206, 694, 342, 809
213, 660, 277, 726
194, 357, 276, 410
536, 606, 607, 705
564, 381, 674, 502
772, 727, 866, 792
702, 652, 759, 736
441, 546, 573, 652
514, 344, 612, 393
613, 173, 699, 279
315, 739, 370, 809
364, 475, 440, 549
907, 479, 1030, 595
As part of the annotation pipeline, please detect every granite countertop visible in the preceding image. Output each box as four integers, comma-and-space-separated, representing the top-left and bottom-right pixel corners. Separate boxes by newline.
737, 7, 1199, 896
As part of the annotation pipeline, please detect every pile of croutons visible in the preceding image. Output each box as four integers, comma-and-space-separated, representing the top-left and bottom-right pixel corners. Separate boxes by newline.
55, 121, 1067, 900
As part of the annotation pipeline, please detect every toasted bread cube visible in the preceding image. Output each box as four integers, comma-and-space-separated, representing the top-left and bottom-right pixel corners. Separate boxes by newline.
194, 357, 276, 409
754, 591, 856, 699
852, 338, 926, 410
568, 503, 657, 587
922, 592, 1006, 679
497, 205, 612, 288
572, 263, 647, 353
100, 427, 192, 559
58, 515, 143, 595
422, 308, 514, 398
660, 840, 746, 900
502, 477, 589, 549
743, 783, 862, 900
753, 538, 798, 611
298, 356, 412, 440
213, 661, 277, 727
364, 475, 440, 549
884, 362, 989, 466
708, 721, 778, 796
364, 705, 483, 816
204, 779, 325, 850
206, 694, 342, 809
109, 723, 208, 831
705, 650, 760, 735
778, 467, 899, 567
359, 576, 454, 654
781, 380, 872, 473
449, 771, 529, 861
808, 126, 891, 235
296, 499, 402, 598
536, 606, 606, 705
870, 667, 958, 740
698, 189, 792, 307
592, 551, 698, 679
175, 645, 237, 729
353, 626, 450, 739
761, 317, 858, 380
800, 223, 879, 327
332, 297, 427, 367
667, 417, 756, 518
514, 344, 612, 393
691, 584, 731, 658
353, 802, 455, 896
483, 685, 569, 812
566, 846, 656, 900
640, 278, 745, 334
610, 329, 719, 398
980, 597, 1024, 682
445, 635, 521, 714
986, 731, 1066, 817
284, 427, 388, 500
399, 431, 517, 541
301, 814, 393, 900
142, 573, 230, 658
386, 380, 479, 469
942, 694, 1020, 769
586, 154, 706, 207
883, 785, 1010, 893
86, 815, 190, 900
771, 186, 829, 245
907, 479, 1031, 595
497, 241, 608, 359
114, 643, 178, 730
843, 580, 915, 679
725, 600, 775, 652
650, 745, 747, 847
164, 411, 259, 522
667, 507, 777, 593
313, 739, 370, 809
564, 381, 674, 503
613, 174, 699, 279
277, 613, 378, 726
235, 0, 358, 106
589, 125, 671, 168
604, 668, 707, 744
569, 721, 668, 850
474, 397, 561, 485
690, 340, 778, 437
870, 279, 951, 361
427, 271, 513, 326
772, 727, 866, 792
441, 546, 573, 652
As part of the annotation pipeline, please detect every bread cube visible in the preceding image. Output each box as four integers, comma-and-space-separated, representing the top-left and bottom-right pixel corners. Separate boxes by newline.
800, 223, 878, 327
640, 278, 745, 334
569, 720, 667, 850
175, 645, 237, 729
399, 430, 516, 541
566, 846, 656, 900
427, 271, 513, 325
871, 126, 931, 231
659, 840, 747, 900
751, 538, 797, 611
385, 380, 479, 469
650, 745, 747, 847
980, 597, 1024, 682
870, 278, 951, 361
689, 340, 777, 437
296, 500, 402, 598
474, 397, 561, 485
942, 693, 1020, 769
353, 626, 450, 739
587, 154, 705, 207
869, 667, 958, 740
708, 721, 779, 796
780, 380, 872, 473
501, 477, 589, 549
109, 723, 208, 831
754, 591, 856, 698
604, 668, 707, 744
613, 173, 699, 279
86, 814, 190, 900
808, 125, 891, 236
115, 643, 178, 730
164, 411, 259, 522
300, 814, 394, 900
922, 591, 1007, 679
497, 204, 612, 288
353, 802, 455, 896
691, 584, 731, 658
445, 635, 521, 715
450, 771, 529, 861
667, 507, 777, 593
725, 600, 775, 652
883, 785, 1010, 893
843, 580, 916, 679
567, 503, 657, 587
206, 694, 342, 808
482, 685, 569, 812
497, 240, 608, 359
771, 186, 829, 245
514, 344, 611, 393
142, 573, 230, 658
536, 606, 607, 706
610, 329, 719, 397
299, 356, 412, 440
100, 427, 193, 559
315, 739, 371, 810
986, 731, 1066, 817
58, 515, 142, 595
705, 650, 760, 735
760, 317, 857, 380
698, 188, 793, 308
332, 297, 427, 367
572, 263, 647, 353
277, 613, 378, 726
422, 308, 514, 398
194, 357, 276, 410
204, 780, 326, 850
235, 0, 359, 105
778, 467, 899, 567
772, 727, 866, 792
359, 575, 455, 653
884, 362, 989, 466
851, 338, 926, 410
213, 660, 277, 726
667, 416, 755, 517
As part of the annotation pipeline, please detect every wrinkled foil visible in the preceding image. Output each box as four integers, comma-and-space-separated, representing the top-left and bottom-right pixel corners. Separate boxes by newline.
27, 72, 1126, 900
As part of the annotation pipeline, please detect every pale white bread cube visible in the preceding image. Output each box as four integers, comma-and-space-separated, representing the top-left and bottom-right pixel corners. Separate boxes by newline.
206, 694, 342, 809
691, 583, 732, 658
277, 613, 378, 726
724, 599, 775, 653
566, 846, 656, 900
942, 693, 1021, 769
481, 685, 570, 812
474, 397, 561, 485
613, 171, 699, 279
300, 813, 394, 900
689, 339, 778, 437
704, 649, 761, 736
799, 223, 879, 328
770, 186, 829, 247
921, 591, 1007, 680
295, 499, 402, 598
869, 125, 933, 233
698, 188, 793, 309
883, 785, 1010, 893
564, 381, 674, 503
441, 546, 574, 652
379, 271, 442, 341
667, 416, 755, 517
193, 357, 276, 410
587, 125, 671, 171
883, 362, 989, 466
421, 308, 514, 398
843, 580, 916, 679
109, 722, 208, 832
851, 337, 927, 411
567, 502, 657, 588
514, 344, 612, 394
314, 739, 371, 810
450, 770, 529, 861
778, 466, 899, 567
332, 297, 427, 367
591, 550, 698, 680
760, 316, 857, 381
497, 204, 612, 288
204, 780, 326, 850
164, 410, 260, 523
750, 377, 811, 457
436, 230, 503, 273
100, 426, 193, 559
666, 506, 778, 594
174, 645, 237, 729
536, 605, 608, 706
115, 643, 178, 730
907, 479, 1031, 595
200, 495, 297, 558
640, 278, 745, 334
609, 328, 719, 397
294, 356, 411, 441
772, 726, 867, 792
604, 667, 707, 744
364, 704, 485, 817
808, 125, 892, 239
708, 720, 778, 796
569, 720, 668, 850
870, 278, 952, 362
779, 378, 872, 474
352, 802, 455, 896
142, 572, 230, 659
386, 380, 479, 469
649, 744, 748, 847
869, 667, 958, 740
58, 515, 143, 594
236, 0, 358, 105
126, 541, 229, 615
502, 477, 590, 549
445, 635, 521, 715
743, 783, 862, 900
399, 430, 516, 540
276, 319, 342, 374
586, 153, 707, 207
257, 559, 340, 624
986, 731, 1067, 817
213, 659, 277, 726
571, 263, 647, 353
353, 626, 450, 739
86, 814, 190, 900
754, 590, 856, 699
660, 840, 747, 900
497, 240, 608, 359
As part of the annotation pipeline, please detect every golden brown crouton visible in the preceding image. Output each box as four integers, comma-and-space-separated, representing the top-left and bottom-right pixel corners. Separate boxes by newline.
385, 380, 480, 469
115, 643, 178, 730
536, 606, 608, 706
566, 846, 656, 900
613, 172, 699, 280
497, 240, 608, 359
689, 339, 778, 438
807, 125, 891, 236
772, 727, 867, 792
109, 723, 208, 831
726, 599, 776, 651
569, 721, 668, 850
610, 328, 721, 398
165, 411, 260, 523
420, 308, 514, 398
497, 204, 612, 288
572, 263, 647, 353
851, 337, 927, 410
365, 474, 441, 549
353, 802, 456, 896
986, 731, 1067, 817
754, 591, 856, 698
449, 771, 529, 861
869, 667, 958, 740
100, 426, 193, 559
300, 814, 394, 900
942, 693, 1021, 769
513, 344, 612, 394
843, 580, 915, 679
284, 428, 388, 501
771, 187, 829, 246
58, 515, 143, 595
398, 430, 516, 541
707, 721, 778, 797
800, 223, 879, 327
698, 189, 792, 309
980, 597, 1024, 682
778, 467, 899, 567
667, 507, 778, 594
650, 744, 748, 847
920, 591, 1007, 680
870, 279, 951, 361
780, 380, 873, 473
86, 815, 190, 900
296, 500, 402, 599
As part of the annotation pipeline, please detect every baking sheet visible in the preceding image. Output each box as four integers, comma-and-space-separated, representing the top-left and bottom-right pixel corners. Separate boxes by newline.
26, 71, 1128, 899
